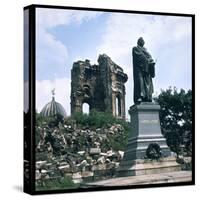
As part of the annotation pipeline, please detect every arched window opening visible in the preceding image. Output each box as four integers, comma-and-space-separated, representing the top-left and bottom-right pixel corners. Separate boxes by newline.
116, 96, 121, 117
82, 102, 90, 114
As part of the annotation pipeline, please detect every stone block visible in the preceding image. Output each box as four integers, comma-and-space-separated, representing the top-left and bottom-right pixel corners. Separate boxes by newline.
89, 148, 101, 155
58, 164, 71, 173
117, 157, 181, 177
92, 164, 107, 171
64, 173, 73, 178
36, 161, 47, 169
82, 171, 94, 178
72, 172, 82, 179
72, 172, 83, 184
97, 156, 106, 164
35, 170, 41, 180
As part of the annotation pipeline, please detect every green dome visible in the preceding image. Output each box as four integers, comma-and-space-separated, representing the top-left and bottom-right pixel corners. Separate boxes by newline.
40, 96, 67, 118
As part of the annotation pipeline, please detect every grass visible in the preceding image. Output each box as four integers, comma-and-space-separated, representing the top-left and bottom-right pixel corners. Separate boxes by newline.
36, 176, 80, 191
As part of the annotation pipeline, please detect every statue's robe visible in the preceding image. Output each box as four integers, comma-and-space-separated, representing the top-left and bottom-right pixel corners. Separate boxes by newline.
132, 45, 155, 103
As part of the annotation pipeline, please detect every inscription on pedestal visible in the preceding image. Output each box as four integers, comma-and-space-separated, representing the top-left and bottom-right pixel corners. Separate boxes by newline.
141, 119, 158, 124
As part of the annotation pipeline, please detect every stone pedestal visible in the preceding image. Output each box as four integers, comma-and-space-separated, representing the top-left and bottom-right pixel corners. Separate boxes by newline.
117, 103, 181, 176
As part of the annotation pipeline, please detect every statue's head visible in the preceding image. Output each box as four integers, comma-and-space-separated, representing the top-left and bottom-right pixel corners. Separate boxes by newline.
137, 37, 145, 47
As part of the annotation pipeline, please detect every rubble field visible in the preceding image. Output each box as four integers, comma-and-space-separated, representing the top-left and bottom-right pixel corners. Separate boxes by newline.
35, 115, 129, 190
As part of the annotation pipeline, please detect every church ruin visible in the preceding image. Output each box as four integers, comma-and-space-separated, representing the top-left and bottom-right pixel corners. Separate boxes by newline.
70, 54, 128, 119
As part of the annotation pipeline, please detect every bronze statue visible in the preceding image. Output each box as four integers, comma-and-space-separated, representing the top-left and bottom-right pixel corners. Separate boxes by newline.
132, 37, 155, 104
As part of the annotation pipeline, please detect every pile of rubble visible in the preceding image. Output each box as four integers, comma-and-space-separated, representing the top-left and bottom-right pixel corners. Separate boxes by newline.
35, 121, 126, 186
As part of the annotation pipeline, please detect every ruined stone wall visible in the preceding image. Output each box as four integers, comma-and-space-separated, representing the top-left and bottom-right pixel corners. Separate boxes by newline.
71, 60, 100, 114
70, 54, 128, 119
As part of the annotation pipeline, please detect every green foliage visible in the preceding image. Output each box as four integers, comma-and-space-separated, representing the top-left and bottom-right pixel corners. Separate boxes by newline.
36, 176, 79, 191
176, 157, 192, 171
106, 130, 129, 151
154, 87, 192, 156
71, 110, 114, 128
36, 113, 64, 128
71, 110, 129, 129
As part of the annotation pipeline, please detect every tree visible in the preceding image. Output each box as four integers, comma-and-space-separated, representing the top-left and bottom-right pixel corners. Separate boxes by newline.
154, 87, 193, 157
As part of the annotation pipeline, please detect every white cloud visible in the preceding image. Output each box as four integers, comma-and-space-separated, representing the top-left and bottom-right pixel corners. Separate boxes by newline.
97, 13, 191, 64
36, 8, 102, 80
36, 78, 71, 115
37, 8, 101, 29
96, 13, 192, 117
36, 28, 68, 74
96, 14, 192, 78
36, 8, 102, 112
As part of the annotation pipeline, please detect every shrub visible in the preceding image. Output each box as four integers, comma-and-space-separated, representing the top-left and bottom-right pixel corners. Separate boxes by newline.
36, 176, 79, 191
71, 110, 129, 129
154, 87, 192, 157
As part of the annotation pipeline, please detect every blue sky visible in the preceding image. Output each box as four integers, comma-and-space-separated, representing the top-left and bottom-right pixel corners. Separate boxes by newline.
36, 11, 108, 80
36, 8, 192, 118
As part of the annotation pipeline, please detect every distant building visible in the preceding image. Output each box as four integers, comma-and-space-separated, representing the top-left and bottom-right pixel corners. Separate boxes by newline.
40, 90, 66, 117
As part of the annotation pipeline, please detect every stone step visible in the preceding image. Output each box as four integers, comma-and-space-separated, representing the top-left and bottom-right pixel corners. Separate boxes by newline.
81, 171, 192, 187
